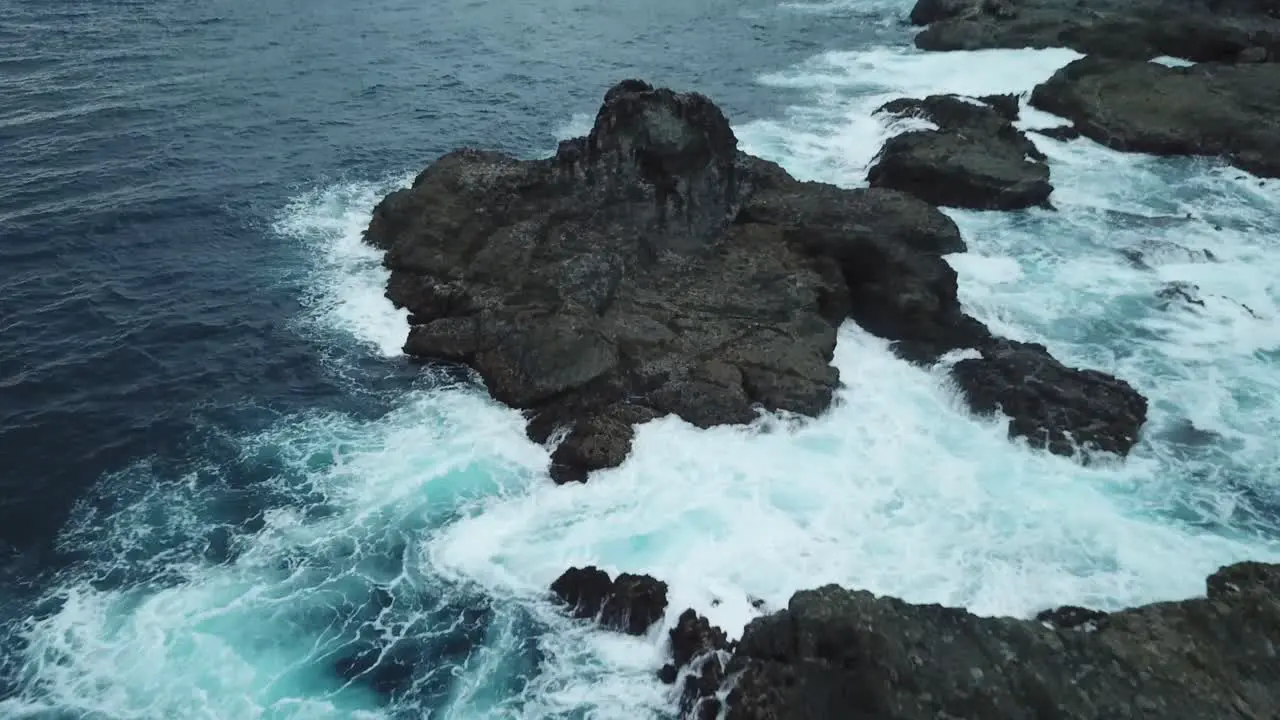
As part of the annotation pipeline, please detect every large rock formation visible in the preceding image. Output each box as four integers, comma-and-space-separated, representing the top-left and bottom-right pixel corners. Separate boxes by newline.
365, 80, 1149, 480
908, 0, 1280, 62
868, 94, 1053, 210
663, 561, 1280, 720
1030, 57, 1280, 178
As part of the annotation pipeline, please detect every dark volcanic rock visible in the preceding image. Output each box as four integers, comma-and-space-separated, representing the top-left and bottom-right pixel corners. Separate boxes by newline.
1030, 57, 1280, 177
366, 79, 1150, 473
668, 608, 731, 669
734, 182, 994, 365
715, 561, 1280, 720
1031, 125, 1081, 141
661, 609, 733, 720
1156, 281, 1206, 309
547, 403, 661, 484
367, 80, 854, 481
978, 92, 1020, 121
951, 339, 1148, 457
910, 0, 1280, 62
550, 566, 668, 635
869, 94, 1053, 210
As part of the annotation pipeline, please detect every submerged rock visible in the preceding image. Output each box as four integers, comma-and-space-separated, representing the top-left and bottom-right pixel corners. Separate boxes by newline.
1156, 281, 1206, 309
365, 80, 1149, 478
367, 81, 852, 482
1030, 57, 1280, 178
869, 94, 1053, 210
1154, 281, 1262, 318
909, 0, 1280, 62
550, 566, 668, 635
703, 561, 1280, 719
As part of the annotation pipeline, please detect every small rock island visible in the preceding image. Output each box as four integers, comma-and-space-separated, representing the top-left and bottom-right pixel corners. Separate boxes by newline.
364, 79, 1147, 483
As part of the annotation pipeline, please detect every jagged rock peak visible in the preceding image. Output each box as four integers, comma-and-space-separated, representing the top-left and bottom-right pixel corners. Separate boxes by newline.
585, 79, 737, 177
555, 79, 741, 248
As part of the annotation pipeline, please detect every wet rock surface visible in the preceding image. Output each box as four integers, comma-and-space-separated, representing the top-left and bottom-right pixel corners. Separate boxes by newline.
869, 94, 1053, 210
661, 609, 734, 720
1030, 57, 1280, 177
1035, 604, 1110, 630
663, 561, 1280, 720
367, 81, 852, 481
549, 566, 668, 635
366, 80, 1149, 478
1154, 281, 1261, 317
950, 339, 1149, 457
909, 0, 1280, 62
1157, 281, 1207, 309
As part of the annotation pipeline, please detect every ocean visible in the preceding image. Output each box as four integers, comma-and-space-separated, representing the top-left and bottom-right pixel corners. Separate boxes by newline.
2, 0, 1278, 717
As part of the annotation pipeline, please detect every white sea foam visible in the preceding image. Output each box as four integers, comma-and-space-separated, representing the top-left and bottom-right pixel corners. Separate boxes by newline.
276, 176, 415, 359
7, 36, 1280, 720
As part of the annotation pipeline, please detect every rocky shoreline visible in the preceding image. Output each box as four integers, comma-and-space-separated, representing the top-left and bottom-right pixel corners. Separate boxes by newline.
362, 0, 1279, 714
552, 561, 1280, 719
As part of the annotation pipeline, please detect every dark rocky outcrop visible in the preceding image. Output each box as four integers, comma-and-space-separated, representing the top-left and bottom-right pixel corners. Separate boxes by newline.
951, 339, 1149, 457
659, 609, 734, 720
550, 566, 668, 635
665, 608, 731, 675
869, 94, 1053, 210
909, 0, 1280, 62
667, 560, 1280, 720
1030, 57, 1280, 177
365, 80, 1149, 478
